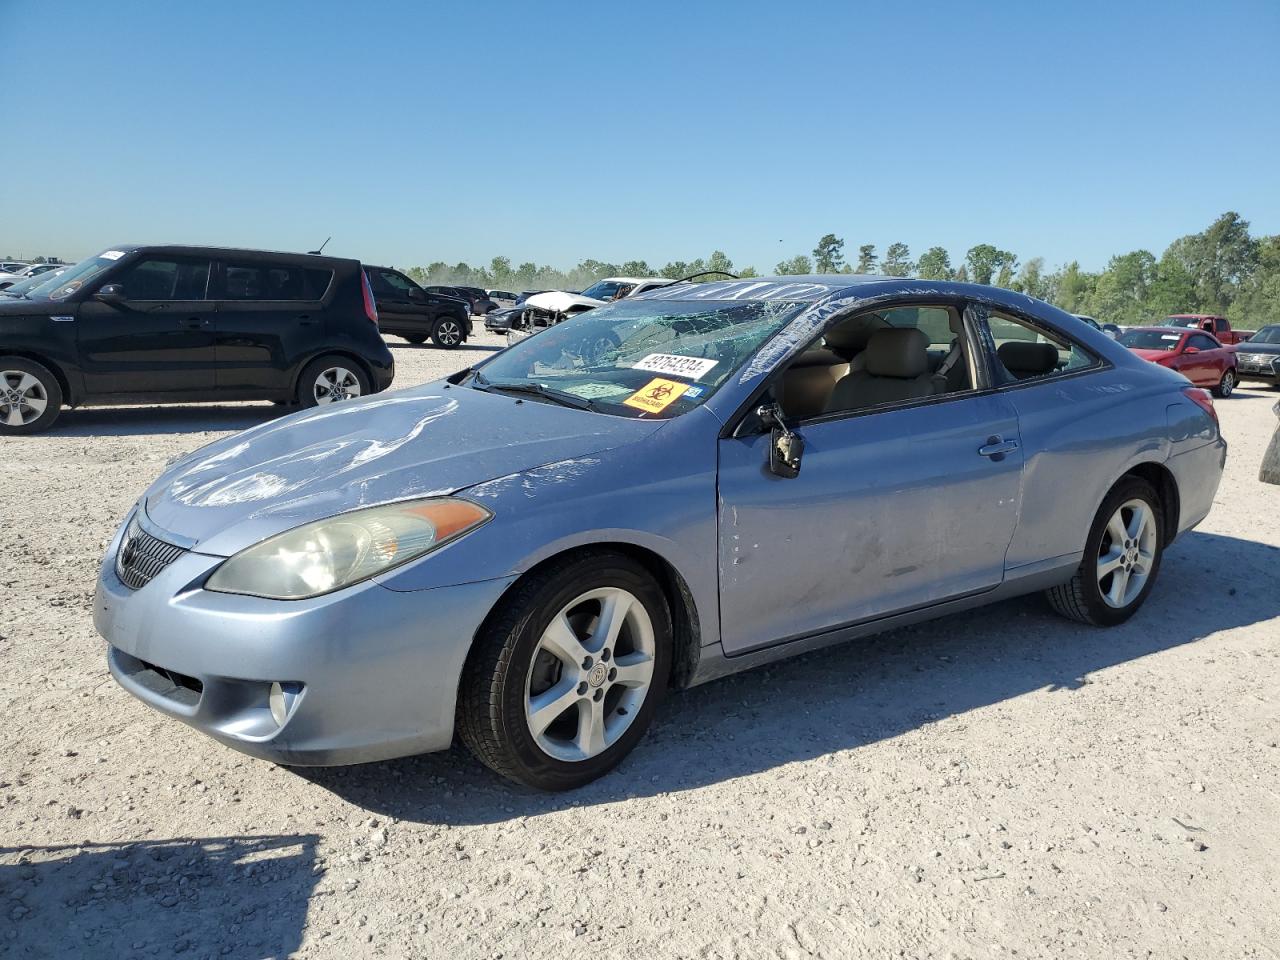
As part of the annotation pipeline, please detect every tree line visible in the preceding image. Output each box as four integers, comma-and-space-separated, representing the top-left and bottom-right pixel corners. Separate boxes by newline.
409, 209, 1275, 329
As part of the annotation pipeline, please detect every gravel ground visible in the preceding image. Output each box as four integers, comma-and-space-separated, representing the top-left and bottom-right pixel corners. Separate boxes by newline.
2, 330, 1278, 959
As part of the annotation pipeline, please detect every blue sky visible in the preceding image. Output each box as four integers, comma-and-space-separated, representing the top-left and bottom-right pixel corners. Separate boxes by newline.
2, 0, 1277, 274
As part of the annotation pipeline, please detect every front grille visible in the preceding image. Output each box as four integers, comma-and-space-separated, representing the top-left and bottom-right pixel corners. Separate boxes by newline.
115, 515, 187, 590
1239, 353, 1276, 367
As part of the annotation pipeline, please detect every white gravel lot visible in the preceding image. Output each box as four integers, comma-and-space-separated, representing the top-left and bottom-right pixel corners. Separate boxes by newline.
2, 330, 1278, 959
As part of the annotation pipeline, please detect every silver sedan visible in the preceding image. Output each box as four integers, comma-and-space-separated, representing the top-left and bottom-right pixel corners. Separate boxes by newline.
95, 277, 1226, 790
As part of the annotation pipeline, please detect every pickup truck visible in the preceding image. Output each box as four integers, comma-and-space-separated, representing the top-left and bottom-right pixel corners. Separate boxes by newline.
1159, 314, 1254, 345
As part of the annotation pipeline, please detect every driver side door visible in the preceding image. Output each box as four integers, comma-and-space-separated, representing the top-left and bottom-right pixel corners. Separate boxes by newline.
716, 302, 1024, 655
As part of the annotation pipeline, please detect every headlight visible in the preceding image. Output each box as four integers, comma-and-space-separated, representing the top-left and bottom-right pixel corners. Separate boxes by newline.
205, 498, 491, 600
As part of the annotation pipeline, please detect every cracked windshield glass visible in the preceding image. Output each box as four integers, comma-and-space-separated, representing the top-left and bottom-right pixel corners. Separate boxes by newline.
473, 299, 805, 417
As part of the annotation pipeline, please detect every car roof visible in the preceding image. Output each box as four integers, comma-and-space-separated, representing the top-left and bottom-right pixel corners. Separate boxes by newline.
630, 274, 900, 303
96, 243, 358, 268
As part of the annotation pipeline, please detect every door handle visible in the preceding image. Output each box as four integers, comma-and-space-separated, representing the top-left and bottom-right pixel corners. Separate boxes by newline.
978, 436, 1019, 460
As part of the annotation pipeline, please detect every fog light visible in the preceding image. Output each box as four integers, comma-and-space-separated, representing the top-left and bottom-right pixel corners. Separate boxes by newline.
269, 682, 301, 727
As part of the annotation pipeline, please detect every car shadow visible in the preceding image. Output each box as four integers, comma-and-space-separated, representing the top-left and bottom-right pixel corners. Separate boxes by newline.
300, 530, 1279, 822
0, 834, 319, 958
52, 404, 282, 437
385, 341, 502, 354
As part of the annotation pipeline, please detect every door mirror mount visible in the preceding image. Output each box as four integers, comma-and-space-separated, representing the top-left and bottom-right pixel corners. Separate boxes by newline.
95, 284, 126, 305
756, 402, 804, 479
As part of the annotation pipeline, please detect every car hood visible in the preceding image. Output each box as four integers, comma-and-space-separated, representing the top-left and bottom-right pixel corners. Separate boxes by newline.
523, 290, 607, 313
1240, 342, 1280, 355
142, 382, 662, 556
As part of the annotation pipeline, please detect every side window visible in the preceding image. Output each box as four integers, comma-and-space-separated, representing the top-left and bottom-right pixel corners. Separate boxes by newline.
303, 268, 332, 299
988, 311, 1097, 383
378, 270, 417, 295
223, 263, 266, 300
1213, 319, 1228, 334
119, 258, 210, 300
775, 304, 973, 421
1189, 334, 1218, 351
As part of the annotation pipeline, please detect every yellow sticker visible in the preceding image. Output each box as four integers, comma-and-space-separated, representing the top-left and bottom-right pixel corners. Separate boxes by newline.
623, 377, 689, 414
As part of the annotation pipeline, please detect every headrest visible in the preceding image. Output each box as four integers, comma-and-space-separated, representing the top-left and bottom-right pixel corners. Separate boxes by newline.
824, 313, 889, 358
998, 341, 1058, 376
863, 328, 931, 379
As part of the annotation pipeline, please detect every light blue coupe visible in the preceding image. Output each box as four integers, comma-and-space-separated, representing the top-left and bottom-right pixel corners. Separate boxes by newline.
95, 277, 1226, 790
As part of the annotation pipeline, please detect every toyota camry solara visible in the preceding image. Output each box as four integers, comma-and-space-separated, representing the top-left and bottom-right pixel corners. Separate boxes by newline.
95, 277, 1226, 790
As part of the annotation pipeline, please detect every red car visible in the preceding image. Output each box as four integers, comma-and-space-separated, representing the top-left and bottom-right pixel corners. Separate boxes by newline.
1117, 326, 1238, 397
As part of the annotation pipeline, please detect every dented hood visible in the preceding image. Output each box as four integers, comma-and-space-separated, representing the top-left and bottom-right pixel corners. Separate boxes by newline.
522, 290, 608, 313
142, 382, 660, 556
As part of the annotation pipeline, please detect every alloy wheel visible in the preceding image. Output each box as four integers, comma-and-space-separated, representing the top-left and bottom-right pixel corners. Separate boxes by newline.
1096, 498, 1157, 608
1220, 370, 1235, 397
312, 367, 362, 404
0, 369, 48, 427
523, 587, 656, 762
437, 320, 462, 346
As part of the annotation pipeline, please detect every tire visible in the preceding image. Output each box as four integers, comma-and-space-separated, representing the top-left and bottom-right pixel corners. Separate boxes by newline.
457, 550, 672, 791
403, 334, 427, 345
0, 356, 63, 434
1046, 476, 1164, 626
1211, 369, 1235, 398
296, 355, 371, 408
432, 316, 465, 349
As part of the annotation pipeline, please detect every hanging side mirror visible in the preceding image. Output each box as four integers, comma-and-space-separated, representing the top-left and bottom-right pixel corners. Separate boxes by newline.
756, 402, 804, 478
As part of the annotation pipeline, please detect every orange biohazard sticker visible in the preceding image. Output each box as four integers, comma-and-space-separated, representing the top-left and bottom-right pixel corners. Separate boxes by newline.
623, 377, 689, 414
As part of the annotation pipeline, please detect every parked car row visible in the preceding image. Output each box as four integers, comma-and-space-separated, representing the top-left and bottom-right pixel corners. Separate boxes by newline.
0, 244, 394, 433
0, 261, 66, 290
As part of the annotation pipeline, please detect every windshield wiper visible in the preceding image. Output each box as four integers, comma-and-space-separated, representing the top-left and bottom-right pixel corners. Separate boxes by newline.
475, 375, 598, 411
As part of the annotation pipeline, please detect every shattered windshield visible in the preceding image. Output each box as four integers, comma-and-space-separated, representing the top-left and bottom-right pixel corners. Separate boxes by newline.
474, 299, 806, 418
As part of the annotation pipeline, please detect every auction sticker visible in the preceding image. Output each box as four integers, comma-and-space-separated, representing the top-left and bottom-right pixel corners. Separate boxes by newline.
100, 250, 126, 260
634, 353, 718, 379
624, 377, 689, 414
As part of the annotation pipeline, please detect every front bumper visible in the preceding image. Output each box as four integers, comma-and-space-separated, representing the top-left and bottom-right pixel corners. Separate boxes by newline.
94, 517, 515, 765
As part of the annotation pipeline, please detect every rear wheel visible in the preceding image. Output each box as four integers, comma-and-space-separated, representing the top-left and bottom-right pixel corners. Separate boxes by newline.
1046, 476, 1164, 626
458, 551, 671, 790
0, 356, 62, 434
1212, 369, 1235, 398
432, 317, 465, 348
296, 355, 370, 408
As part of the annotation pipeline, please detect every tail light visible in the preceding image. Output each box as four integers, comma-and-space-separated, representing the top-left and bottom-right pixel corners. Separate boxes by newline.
1182, 386, 1217, 424
361, 271, 379, 326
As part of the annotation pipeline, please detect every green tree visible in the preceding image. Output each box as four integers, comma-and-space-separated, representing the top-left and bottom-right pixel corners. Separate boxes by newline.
775, 254, 813, 275
619, 260, 653, 277
812, 234, 845, 273
915, 246, 952, 280
1011, 257, 1051, 300
965, 244, 1017, 285
855, 244, 878, 273
707, 250, 735, 277
1049, 261, 1097, 314
881, 242, 912, 277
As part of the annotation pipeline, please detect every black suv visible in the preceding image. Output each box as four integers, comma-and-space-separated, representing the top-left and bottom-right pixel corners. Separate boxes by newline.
422, 285, 497, 317
0, 244, 395, 434
364, 266, 472, 348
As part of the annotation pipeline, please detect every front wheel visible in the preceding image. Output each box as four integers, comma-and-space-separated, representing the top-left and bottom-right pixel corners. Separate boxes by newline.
1046, 477, 1164, 626
0, 356, 63, 434
457, 551, 671, 790
432, 316, 465, 348
1212, 369, 1235, 398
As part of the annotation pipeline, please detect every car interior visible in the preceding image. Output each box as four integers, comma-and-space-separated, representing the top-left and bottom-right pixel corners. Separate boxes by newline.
773, 305, 1091, 420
